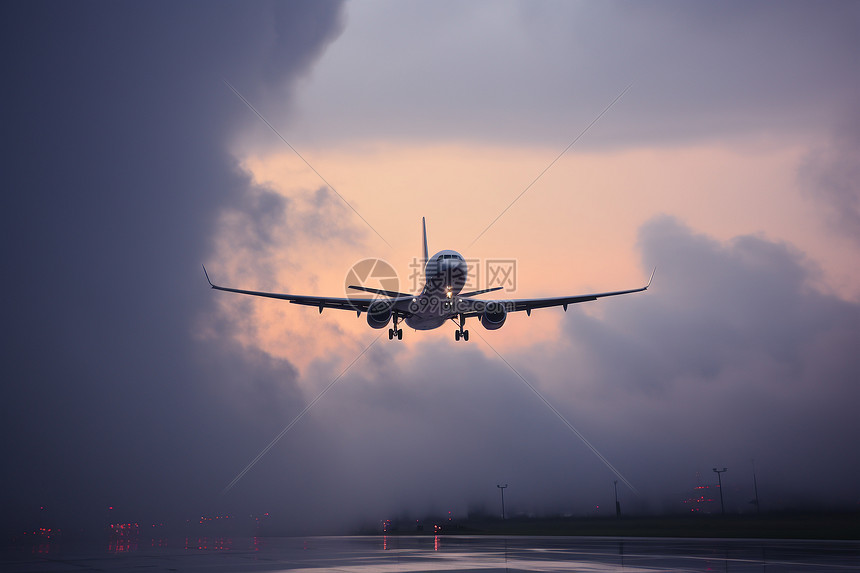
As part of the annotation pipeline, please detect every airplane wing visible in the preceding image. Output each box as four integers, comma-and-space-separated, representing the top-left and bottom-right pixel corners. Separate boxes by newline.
347, 285, 413, 298
459, 286, 504, 297
457, 269, 655, 316
203, 266, 400, 314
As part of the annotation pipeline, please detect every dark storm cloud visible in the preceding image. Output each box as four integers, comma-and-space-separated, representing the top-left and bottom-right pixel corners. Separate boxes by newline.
1, 0, 344, 535
260, 339, 643, 527
298, 0, 860, 148
595, 0, 860, 143
553, 216, 860, 506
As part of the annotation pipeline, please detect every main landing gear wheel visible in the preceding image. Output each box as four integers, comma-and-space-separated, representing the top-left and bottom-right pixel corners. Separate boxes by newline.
389, 313, 404, 340
453, 313, 469, 341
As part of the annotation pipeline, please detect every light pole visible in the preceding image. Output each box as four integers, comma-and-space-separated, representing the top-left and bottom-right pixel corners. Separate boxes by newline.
614, 480, 621, 518
712, 468, 727, 515
752, 459, 760, 515
497, 484, 508, 520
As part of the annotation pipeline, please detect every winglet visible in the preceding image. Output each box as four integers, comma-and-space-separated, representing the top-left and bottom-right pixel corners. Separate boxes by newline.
422, 217, 429, 265
646, 266, 656, 289
202, 264, 215, 288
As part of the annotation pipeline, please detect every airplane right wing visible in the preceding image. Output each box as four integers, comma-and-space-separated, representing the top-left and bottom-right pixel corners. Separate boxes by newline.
203, 266, 402, 313
456, 268, 655, 316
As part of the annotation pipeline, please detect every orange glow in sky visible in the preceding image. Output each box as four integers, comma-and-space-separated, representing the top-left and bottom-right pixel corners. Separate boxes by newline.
203, 136, 860, 372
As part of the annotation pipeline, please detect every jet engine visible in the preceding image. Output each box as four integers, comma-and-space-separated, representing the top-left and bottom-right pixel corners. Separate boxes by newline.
480, 301, 507, 330
366, 300, 393, 329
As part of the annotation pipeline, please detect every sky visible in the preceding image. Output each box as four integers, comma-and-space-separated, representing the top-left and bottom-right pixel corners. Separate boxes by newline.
2, 0, 859, 537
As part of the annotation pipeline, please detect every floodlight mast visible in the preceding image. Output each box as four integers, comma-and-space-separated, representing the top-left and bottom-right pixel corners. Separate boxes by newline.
497, 484, 508, 520
752, 459, 761, 514
713, 467, 728, 515
614, 480, 621, 518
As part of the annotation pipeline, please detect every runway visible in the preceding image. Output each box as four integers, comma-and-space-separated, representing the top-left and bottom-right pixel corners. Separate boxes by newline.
2, 535, 858, 572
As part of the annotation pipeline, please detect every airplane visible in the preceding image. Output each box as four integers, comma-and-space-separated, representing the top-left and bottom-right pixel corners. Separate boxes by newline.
203, 218, 654, 341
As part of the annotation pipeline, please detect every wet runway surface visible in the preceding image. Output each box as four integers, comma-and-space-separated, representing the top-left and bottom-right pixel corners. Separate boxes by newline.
2, 535, 858, 572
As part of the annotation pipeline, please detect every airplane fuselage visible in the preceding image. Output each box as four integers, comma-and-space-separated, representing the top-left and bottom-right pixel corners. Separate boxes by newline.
404, 249, 468, 330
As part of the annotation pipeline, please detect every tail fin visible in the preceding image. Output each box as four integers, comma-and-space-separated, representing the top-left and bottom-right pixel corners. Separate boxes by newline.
422, 217, 429, 264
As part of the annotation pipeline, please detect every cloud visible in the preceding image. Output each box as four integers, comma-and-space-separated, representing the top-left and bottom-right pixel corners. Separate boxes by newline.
3, 1, 858, 539
1, 1, 345, 535
236, 215, 860, 528
551, 216, 860, 506
800, 114, 860, 245
294, 1, 860, 147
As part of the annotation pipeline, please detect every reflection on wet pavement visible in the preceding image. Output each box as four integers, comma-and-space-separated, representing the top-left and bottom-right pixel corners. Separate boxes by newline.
2, 535, 858, 572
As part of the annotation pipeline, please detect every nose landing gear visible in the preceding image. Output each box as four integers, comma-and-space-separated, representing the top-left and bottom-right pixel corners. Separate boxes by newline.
453, 314, 469, 341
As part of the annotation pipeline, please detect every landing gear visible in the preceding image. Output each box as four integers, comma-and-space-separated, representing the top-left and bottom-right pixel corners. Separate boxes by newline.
453, 314, 469, 341
389, 314, 403, 341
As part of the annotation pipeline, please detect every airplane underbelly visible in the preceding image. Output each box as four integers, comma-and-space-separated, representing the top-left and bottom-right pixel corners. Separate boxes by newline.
405, 313, 447, 331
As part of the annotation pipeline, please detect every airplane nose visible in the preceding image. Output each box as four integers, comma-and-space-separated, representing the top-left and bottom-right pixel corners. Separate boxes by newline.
442, 260, 466, 285
425, 253, 467, 294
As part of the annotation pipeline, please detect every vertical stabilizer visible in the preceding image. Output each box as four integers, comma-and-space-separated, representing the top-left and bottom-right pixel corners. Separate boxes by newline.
422, 217, 429, 264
